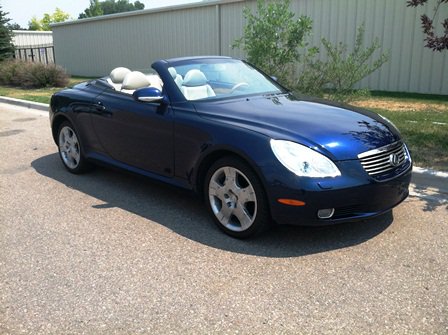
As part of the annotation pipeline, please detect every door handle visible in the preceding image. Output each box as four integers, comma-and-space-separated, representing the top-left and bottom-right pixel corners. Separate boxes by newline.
94, 101, 112, 117
95, 101, 105, 111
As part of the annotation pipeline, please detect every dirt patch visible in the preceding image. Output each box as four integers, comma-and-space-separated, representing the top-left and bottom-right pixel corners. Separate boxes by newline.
351, 99, 448, 112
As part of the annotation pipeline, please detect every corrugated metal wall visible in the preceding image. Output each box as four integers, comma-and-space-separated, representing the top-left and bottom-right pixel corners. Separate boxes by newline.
52, 0, 448, 95
12, 30, 53, 47
52, 3, 222, 77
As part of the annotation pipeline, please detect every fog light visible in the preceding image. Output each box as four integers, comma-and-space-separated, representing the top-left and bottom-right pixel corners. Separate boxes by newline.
317, 208, 335, 219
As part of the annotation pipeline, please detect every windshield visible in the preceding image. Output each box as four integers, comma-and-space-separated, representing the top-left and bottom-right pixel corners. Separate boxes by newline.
169, 59, 284, 101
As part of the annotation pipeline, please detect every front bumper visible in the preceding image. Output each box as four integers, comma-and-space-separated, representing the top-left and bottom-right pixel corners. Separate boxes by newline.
262, 159, 412, 226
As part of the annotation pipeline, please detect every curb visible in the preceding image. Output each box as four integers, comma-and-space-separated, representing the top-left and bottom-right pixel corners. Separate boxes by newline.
0, 96, 49, 112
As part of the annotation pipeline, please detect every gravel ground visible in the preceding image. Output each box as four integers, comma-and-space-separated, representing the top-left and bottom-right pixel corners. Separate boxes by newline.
1, 103, 447, 334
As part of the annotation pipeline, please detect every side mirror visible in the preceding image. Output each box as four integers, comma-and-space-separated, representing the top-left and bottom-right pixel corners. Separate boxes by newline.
270, 76, 278, 82
133, 87, 164, 102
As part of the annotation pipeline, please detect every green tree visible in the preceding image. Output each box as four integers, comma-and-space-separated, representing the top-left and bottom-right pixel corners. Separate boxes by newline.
79, 0, 145, 19
79, 0, 104, 19
0, 5, 15, 61
28, 17, 42, 31
28, 8, 71, 31
7, 22, 23, 30
232, 0, 314, 85
134, 1, 145, 10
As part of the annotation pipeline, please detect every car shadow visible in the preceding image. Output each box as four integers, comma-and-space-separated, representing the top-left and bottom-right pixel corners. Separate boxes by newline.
32, 153, 394, 258
410, 174, 448, 212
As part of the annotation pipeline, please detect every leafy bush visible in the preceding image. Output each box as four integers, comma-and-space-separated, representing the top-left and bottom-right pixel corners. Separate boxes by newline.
296, 24, 389, 102
233, 1, 389, 103
0, 60, 69, 88
232, 0, 314, 86
0, 60, 21, 85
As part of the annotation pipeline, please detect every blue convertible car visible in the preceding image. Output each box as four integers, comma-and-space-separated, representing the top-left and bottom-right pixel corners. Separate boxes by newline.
50, 56, 412, 238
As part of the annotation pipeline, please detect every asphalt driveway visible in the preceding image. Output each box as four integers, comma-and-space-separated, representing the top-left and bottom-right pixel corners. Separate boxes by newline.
1, 102, 447, 334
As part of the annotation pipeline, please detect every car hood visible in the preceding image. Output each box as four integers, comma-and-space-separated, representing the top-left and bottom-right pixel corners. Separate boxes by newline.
195, 94, 400, 161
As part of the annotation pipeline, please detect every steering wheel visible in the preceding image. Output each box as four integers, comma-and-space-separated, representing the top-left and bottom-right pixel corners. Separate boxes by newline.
230, 82, 249, 94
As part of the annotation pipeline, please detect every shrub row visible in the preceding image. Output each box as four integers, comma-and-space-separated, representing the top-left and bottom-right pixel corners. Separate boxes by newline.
0, 60, 69, 88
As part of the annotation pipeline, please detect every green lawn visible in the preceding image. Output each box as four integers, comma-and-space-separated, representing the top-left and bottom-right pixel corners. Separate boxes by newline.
0, 77, 89, 104
350, 92, 448, 171
0, 82, 447, 171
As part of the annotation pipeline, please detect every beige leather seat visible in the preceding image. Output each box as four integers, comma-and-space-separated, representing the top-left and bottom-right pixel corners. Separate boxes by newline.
121, 71, 151, 94
146, 74, 163, 91
107, 67, 131, 90
168, 67, 183, 89
181, 69, 215, 100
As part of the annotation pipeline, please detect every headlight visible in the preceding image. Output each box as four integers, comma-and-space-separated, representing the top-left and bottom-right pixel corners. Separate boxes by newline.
270, 139, 341, 178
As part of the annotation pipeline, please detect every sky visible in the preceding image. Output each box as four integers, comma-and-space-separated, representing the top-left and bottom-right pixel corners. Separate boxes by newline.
1, 0, 203, 28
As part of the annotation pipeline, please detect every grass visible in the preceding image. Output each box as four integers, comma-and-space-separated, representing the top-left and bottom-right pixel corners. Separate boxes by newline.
0, 77, 90, 104
350, 92, 448, 171
0, 83, 447, 171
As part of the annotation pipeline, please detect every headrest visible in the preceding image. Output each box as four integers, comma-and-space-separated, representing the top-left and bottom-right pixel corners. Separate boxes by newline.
168, 67, 178, 79
146, 74, 163, 90
182, 69, 207, 87
110, 67, 131, 84
121, 71, 150, 90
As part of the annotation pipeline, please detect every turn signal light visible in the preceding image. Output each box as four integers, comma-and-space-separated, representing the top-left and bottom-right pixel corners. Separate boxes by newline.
277, 199, 306, 206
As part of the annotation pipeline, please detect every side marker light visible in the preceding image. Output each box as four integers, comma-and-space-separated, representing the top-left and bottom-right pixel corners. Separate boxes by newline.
277, 199, 306, 206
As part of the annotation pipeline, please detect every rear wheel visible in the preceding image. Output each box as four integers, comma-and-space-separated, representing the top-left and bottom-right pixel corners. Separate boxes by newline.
204, 156, 271, 238
57, 121, 91, 174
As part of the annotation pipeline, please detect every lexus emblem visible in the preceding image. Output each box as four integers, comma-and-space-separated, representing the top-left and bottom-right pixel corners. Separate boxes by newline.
389, 153, 400, 167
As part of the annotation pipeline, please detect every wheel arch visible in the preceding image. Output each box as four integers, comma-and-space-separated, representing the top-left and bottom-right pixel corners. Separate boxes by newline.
51, 114, 71, 144
194, 147, 268, 200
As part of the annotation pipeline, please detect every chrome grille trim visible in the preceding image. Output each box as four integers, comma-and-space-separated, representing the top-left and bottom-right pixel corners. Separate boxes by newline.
358, 141, 409, 176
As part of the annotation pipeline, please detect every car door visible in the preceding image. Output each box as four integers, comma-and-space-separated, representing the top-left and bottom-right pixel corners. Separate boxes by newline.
91, 88, 174, 177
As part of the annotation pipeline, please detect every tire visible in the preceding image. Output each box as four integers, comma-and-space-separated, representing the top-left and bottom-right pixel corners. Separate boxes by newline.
204, 156, 271, 238
57, 121, 91, 174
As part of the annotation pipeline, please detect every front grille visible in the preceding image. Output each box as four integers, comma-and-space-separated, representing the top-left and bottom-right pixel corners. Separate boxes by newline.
358, 141, 409, 177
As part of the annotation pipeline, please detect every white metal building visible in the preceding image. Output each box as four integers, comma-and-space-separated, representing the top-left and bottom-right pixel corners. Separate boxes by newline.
12, 30, 55, 63
12, 30, 53, 47
51, 0, 448, 95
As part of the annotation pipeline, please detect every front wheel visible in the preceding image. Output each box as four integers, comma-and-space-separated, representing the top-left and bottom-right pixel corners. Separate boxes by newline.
57, 121, 91, 174
204, 157, 271, 238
